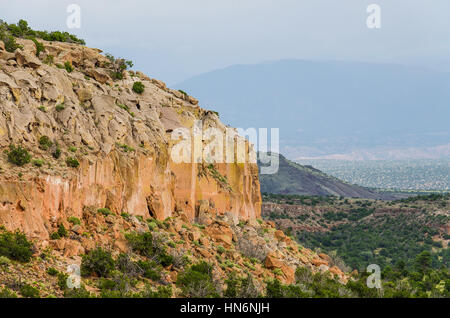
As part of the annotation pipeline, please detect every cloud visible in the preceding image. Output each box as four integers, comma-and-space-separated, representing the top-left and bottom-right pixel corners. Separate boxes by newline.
2, 0, 449, 83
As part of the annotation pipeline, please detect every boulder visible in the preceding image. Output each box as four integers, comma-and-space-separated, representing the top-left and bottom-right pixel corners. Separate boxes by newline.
188, 96, 199, 106
85, 68, 111, 84
311, 258, 329, 267
151, 78, 167, 90
205, 221, 233, 247
265, 252, 283, 269
318, 264, 330, 273
15, 49, 42, 69
319, 253, 332, 263
77, 87, 93, 103
188, 230, 201, 242
63, 240, 85, 257
71, 224, 82, 235
329, 266, 345, 279
280, 264, 295, 284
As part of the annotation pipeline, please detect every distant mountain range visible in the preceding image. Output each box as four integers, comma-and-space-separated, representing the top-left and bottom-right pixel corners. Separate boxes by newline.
258, 154, 394, 200
175, 59, 450, 160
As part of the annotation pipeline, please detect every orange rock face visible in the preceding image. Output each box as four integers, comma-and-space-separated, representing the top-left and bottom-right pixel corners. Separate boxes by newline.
0, 152, 261, 241
311, 258, 329, 267
0, 37, 262, 244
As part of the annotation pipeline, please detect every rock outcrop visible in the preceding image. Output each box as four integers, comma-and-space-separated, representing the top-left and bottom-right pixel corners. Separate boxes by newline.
0, 38, 261, 241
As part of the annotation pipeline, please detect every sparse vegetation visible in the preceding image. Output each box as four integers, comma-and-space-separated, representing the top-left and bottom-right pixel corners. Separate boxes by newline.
66, 157, 79, 168
0, 19, 85, 45
55, 103, 65, 112
0, 228, 34, 262
52, 147, 61, 159
30, 37, 44, 57
0, 287, 18, 298
6, 144, 31, 166
177, 261, 219, 297
32, 159, 44, 167
38, 136, 53, 150
98, 208, 113, 216
81, 247, 115, 277
19, 284, 40, 298
46, 267, 59, 276
43, 55, 54, 65
64, 61, 74, 73
105, 53, 133, 80
67, 217, 81, 226
116, 143, 135, 153
132, 81, 145, 94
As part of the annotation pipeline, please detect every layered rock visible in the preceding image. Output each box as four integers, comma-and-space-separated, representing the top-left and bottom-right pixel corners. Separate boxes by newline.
0, 38, 261, 240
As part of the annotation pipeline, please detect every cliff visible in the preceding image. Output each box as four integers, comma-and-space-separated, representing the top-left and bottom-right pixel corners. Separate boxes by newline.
0, 37, 261, 242
0, 28, 352, 299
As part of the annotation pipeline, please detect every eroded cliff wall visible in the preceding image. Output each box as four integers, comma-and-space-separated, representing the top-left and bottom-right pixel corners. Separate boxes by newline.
0, 38, 261, 240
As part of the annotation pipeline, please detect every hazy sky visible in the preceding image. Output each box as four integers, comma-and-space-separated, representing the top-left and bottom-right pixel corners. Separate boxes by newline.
2, 0, 450, 84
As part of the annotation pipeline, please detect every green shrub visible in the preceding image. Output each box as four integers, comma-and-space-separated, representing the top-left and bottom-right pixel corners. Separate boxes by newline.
1, 19, 85, 46
193, 223, 205, 230
52, 147, 61, 159
121, 212, 130, 220
67, 217, 81, 225
32, 159, 44, 167
38, 106, 47, 112
141, 285, 172, 298
177, 261, 218, 297
147, 221, 158, 231
57, 224, 68, 237
132, 81, 145, 94
19, 284, 40, 298
217, 246, 226, 254
43, 55, 54, 65
0, 228, 34, 262
81, 247, 115, 277
64, 285, 92, 298
57, 272, 69, 290
3, 34, 22, 52
125, 232, 154, 257
105, 53, 133, 80
55, 103, 65, 112
55, 63, 64, 69
7, 144, 31, 166
66, 157, 79, 168
167, 241, 176, 248
0, 287, 17, 298
137, 260, 162, 281
116, 143, 135, 153
98, 208, 113, 216
46, 267, 59, 276
38, 136, 53, 150
50, 224, 67, 240
30, 37, 44, 57
64, 61, 74, 73
158, 253, 174, 267
50, 232, 60, 240
0, 255, 11, 266
224, 272, 240, 298
68, 146, 77, 153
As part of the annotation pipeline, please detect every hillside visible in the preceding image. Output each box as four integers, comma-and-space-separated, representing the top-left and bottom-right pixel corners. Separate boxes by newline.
0, 19, 357, 298
175, 59, 450, 159
259, 153, 394, 200
262, 193, 450, 297
263, 193, 449, 269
